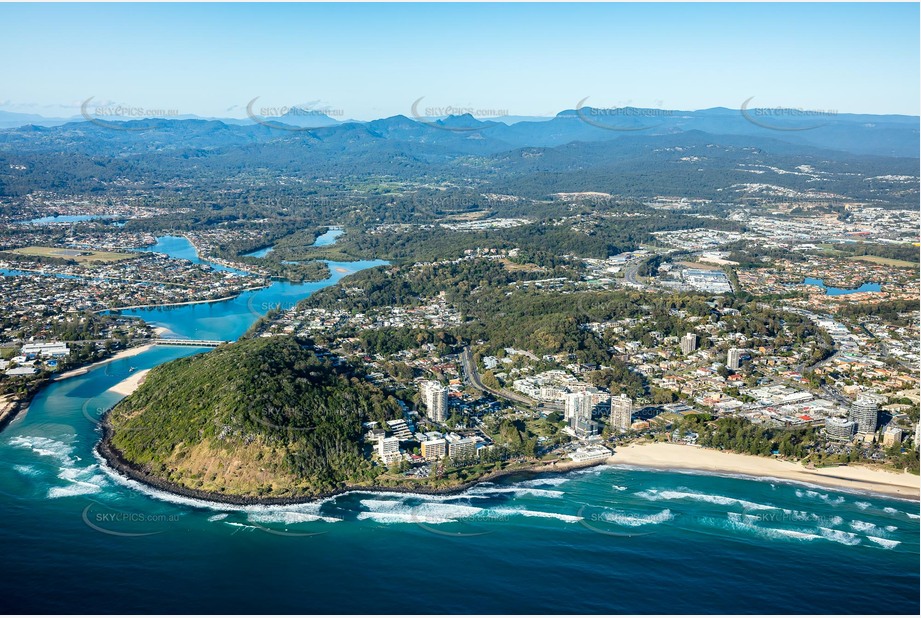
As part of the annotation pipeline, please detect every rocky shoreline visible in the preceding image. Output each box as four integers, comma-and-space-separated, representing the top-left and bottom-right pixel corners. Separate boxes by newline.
96, 423, 603, 506
0, 396, 25, 432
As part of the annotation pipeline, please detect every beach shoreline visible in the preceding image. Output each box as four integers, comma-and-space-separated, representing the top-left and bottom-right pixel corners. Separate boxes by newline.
608, 442, 919, 501
97, 373, 920, 505
52, 344, 156, 381
107, 369, 150, 396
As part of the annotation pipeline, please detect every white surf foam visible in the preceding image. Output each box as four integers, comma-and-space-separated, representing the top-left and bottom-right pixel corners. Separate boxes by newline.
611, 485, 627, 491
795, 488, 845, 505
517, 477, 570, 488
357, 511, 452, 524
717, 514, 821, 542
358, 498, 484, 524
9, 435, 76, 467
48, 482, 102, 499
866, 536, 901, 549
855, 501, 872, 510
490, 508, 582, 523
767, 528, 823, 541
248, 511, 340, 524
569, 464, 614, 476
849, 520, 893, 536
466, 486, 564, 499
10, 435, 111, 498
635, 488, 779, 511
13, 464, 40, 477
818, 527, 861, 546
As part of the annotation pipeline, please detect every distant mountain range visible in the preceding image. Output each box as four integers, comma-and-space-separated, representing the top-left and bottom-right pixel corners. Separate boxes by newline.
0, 105, 917, 157
0, 103, 916, 207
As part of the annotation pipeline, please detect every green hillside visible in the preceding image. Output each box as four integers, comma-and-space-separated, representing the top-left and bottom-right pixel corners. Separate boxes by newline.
105, 336, 402, 498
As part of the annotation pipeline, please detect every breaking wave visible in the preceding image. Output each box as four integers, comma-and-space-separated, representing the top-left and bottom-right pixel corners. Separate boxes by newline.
10, 435, 108, 498
795, 489, 845, 505
357, 499, 485, 524
866, 536, 901, 549
635, 488, 779, 511
490, 508, 582, 523
818, 527, 861, 546
517, 477, 570, 488
466, 486, 564, 499
248, 511, 340, 525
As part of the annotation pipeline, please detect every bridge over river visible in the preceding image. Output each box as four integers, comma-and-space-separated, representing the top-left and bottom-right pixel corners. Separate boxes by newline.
150, 338, 227, 347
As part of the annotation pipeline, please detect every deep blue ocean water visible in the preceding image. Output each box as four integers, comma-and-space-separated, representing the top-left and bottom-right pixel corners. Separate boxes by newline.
0, 238, 917, 614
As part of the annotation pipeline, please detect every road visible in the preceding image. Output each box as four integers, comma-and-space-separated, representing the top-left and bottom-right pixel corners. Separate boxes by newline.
623, 261, 645, 288
460, 346, 536, 408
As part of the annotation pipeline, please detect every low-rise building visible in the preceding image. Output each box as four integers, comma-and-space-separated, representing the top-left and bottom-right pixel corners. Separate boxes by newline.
569, 445, 612, 464
882, 426, 903, 447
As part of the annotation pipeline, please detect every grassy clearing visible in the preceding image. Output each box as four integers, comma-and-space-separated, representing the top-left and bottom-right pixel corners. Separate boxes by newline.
500, 258, 544, 273
443, 210, 489, 221
849, 255, 918, 268
9, 246, 135, 264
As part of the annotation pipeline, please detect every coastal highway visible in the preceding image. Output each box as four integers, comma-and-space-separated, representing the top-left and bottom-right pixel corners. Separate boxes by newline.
622, 261, 645, 288
461, 346, 536, 408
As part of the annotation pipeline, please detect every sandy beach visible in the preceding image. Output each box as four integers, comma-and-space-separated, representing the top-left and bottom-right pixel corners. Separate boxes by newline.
107, 369, 150, 396
53, 344, 155, 381
608, 442, 920, 500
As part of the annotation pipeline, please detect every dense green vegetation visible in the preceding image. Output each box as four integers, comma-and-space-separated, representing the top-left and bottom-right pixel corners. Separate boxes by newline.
2, 117, 917, 209
679, 415, 920, 473
682, 415, 819, 458
832, 242, 919, 264
302, 259, 827, 400
305, 215, 743, 263
106, 336, 403, 497
837, 299, 919, 325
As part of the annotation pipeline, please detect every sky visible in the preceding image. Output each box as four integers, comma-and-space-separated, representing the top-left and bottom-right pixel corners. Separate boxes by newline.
0, 2, 918, 120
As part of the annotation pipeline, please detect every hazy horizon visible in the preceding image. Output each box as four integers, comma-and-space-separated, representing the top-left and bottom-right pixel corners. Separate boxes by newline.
0, 2, 918, 120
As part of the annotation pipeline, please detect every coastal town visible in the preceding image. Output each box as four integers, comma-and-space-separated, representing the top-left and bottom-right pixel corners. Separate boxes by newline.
2, 3, 919, 616
2, 182, 919, 489
255, 234, 918, 484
